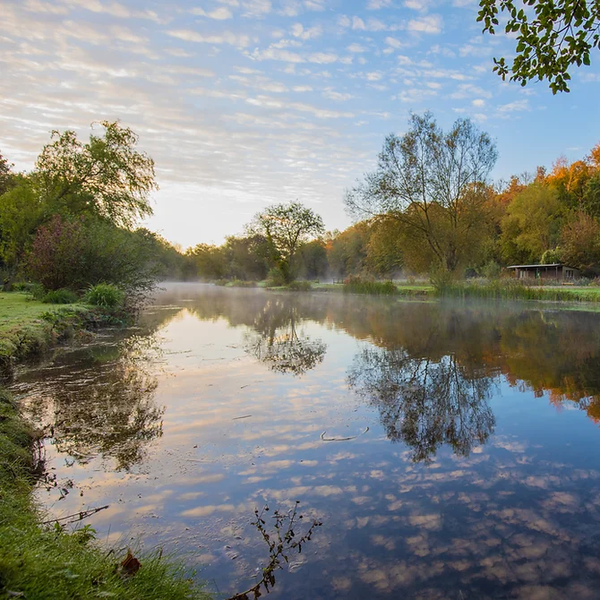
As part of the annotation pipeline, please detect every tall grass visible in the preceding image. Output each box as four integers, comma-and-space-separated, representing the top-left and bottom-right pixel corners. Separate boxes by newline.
435, 279, 600, 302
343, 276, 397, 295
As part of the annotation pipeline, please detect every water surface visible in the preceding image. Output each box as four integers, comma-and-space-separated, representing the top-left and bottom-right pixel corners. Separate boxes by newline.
11, 284, 600, 599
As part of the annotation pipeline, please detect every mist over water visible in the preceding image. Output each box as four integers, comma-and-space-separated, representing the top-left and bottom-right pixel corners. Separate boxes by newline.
10, 283, 600, 599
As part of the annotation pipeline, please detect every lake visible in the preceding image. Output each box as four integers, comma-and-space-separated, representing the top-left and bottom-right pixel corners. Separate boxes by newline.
10, 283, 600, 599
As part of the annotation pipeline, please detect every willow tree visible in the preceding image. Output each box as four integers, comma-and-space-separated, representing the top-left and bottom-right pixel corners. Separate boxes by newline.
345, 112, 498, 274
248, 202, 325, 283
34, 121, 157, 228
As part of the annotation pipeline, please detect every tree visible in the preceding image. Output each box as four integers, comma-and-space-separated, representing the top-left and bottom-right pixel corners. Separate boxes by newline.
248, 202, 325, 283
345, 112, 498, 274
560, 210, 600, 274
478, 0, 600, 93
0, 180, 45, 275
26, 215, 159, 296
189, 243, 228, 280
500, 182, 564, 264
326, 223, 370, 279
0, 151, 15, 196
34, 121, 157, 228
298, 239, 329, 280
366, 217, 404, 277
223, 234, 270, 281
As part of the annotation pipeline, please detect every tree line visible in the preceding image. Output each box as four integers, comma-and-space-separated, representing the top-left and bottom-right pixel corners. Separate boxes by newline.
190, 113, 600, 283
4, 115, 600, 294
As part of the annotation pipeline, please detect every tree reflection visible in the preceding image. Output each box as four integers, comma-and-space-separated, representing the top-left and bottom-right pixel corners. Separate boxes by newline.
21, 335, 164, 471
349, 346, 496, 463
244, 299, 326, 376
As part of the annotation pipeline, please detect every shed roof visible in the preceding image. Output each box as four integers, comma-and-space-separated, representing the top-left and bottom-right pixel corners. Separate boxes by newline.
507, 263, 578, 270
507, 264, 562, 269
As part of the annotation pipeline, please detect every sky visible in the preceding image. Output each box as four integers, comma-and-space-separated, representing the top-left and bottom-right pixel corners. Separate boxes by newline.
1, 0, 600, 249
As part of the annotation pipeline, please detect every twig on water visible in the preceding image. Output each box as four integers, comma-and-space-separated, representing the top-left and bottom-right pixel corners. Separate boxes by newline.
40, 505, 109, 525
226, 502, 322, 600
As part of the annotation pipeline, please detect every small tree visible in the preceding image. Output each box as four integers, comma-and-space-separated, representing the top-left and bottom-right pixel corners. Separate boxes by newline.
248, 202, 325, 283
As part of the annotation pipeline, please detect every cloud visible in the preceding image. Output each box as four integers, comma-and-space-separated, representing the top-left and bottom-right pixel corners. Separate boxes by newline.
291, 23, 322, 40
191, 6, 234, 19
497, 99, 530, 113
166, 29, 250, 48
347, 43, 368, 53
367, 0, 392, 8
407, 15, 443, 34
241, 0, 272, 17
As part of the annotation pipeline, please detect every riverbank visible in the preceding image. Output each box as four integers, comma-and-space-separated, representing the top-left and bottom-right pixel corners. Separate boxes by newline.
217, 279, 600, 304
0, 292, 211, 599
0, 292, 96, 377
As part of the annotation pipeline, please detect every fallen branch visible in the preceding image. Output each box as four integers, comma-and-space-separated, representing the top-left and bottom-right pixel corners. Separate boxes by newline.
40, 505, 109, 525
320, 426, 369, 442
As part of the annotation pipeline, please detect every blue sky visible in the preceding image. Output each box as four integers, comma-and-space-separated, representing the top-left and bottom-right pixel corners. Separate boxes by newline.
2, 0, 600, 248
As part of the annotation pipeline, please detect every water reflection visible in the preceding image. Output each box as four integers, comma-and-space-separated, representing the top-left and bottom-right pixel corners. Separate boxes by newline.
244, 299, 326, 376
153, 287, 600, 451
349, 348, 495, 462
16, 334, 164, 471
14, 285, 600, 599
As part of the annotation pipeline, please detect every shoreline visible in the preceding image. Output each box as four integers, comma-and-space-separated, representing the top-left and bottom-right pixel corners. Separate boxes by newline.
209, 279, 600, 307
0, 291, 211, 600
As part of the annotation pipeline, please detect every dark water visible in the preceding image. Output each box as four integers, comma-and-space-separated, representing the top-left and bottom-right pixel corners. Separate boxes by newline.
10, 284, 600, 599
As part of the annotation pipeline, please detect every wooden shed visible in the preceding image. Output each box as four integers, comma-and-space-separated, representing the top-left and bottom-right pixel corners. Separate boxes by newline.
507, 263, 580, 282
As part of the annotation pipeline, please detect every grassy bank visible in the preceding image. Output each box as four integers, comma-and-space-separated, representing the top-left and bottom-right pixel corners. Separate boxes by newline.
437, 281, 600, 302
0, 388, 208, 600
248, 278, 600, 304
0, 292, 134, 377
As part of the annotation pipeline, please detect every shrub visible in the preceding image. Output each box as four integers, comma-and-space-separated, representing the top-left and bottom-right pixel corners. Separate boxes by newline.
42, 289, 79, 304
229, 279, 257, 288
85, 283, 124, 308
480, 261, 502, 280
26, 215, 158, 310
266, 267, 286, 287
288, 280, 312, 291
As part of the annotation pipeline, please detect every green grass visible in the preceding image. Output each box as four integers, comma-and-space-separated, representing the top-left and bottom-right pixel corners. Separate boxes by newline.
0, 292, 84, 336
0, 292, 136, 376
0, 388, 210, 600
0, 293, 91, 374
437, 280, 600, 302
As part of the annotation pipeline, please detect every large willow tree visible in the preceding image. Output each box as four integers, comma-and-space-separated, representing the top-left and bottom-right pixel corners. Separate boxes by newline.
345, 112, 498, 274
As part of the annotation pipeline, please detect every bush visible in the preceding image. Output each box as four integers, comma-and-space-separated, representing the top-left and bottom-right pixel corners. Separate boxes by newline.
266, 267, 286, 287
85, 283, 124, 308
229, 279, 257, 288
480, 261, 502, 280
343, 276, 397, 295
42, 289, 79, 304
288, 281, 312, 291
26, 215, 158, 310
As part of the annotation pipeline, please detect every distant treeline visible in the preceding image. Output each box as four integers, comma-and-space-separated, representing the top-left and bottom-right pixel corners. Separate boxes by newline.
4, 116, 600, 294
190, 115, 600, 282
